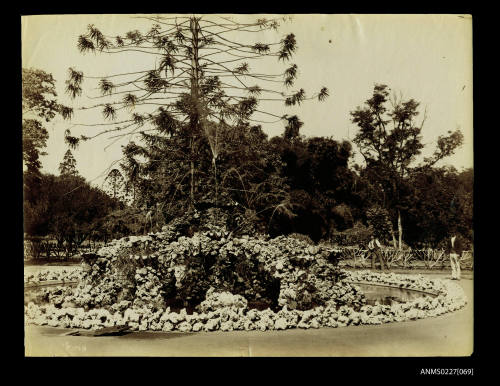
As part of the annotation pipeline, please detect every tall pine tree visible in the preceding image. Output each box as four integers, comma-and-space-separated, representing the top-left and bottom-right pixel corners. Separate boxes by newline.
62, 15, 329, 216
104, 168, 125, 201
58, 149, 79, 177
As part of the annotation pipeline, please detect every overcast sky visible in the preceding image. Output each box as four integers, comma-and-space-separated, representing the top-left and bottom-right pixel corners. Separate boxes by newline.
22, 14, 473, 188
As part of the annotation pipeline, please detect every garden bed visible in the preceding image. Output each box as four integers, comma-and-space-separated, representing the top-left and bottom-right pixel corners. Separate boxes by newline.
25, 268, 467, 332
24, 225, 467, 333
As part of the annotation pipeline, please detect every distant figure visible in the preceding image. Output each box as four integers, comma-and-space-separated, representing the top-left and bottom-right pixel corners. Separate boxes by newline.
144, 210, 153, 234
368, 234, 386, 270
446, 233, 464, 280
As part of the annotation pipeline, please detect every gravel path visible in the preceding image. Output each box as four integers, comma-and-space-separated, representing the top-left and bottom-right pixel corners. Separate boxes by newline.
24, 273, 473, 357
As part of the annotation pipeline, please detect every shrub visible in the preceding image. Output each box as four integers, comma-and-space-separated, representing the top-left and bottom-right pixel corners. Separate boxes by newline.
331, 204, 354, 231
330, 221, 371, 247
366, 206, 393, 241
288, 233, 314, 245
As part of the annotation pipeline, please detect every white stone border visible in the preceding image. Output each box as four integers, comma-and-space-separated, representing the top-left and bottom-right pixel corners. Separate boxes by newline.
24, 270, 467, 332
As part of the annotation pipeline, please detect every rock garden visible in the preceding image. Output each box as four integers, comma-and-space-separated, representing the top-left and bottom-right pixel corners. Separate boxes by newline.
24, 223, 467, 333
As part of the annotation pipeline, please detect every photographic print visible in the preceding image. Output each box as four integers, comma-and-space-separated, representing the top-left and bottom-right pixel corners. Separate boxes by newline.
22, 14, 473, 358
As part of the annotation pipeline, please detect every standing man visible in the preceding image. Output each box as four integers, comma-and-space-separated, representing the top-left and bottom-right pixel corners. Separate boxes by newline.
368, 234, 386, 270
447, 233, 464, 280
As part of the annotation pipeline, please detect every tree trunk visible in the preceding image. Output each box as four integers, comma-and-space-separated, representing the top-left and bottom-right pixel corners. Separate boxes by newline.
397, 210, 403, 250
44, 239, 51, 259
189, 17, 200, 210
132, 183, 136, 207
214, 157, 218, 223
391, 230, 397, 249
190, 138, 195, 207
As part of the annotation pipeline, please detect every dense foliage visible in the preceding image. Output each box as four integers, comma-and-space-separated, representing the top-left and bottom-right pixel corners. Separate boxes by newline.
24, 172, 121, 256
23, 17, 473, 253
405, 167, 473, 248
61, 225, 361, 313
110, 124, 472, 248
106, 83, 472, 248
22, 68, 72, 175
350, 84, 465, 248
24, 89, 473, 252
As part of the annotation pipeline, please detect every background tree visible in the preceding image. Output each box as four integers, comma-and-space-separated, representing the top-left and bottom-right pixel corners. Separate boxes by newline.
23, 119, 49, 177
62, 15, 329, 224
23, 68, 57, 175
404, 166, 473, 248
50, 175, 118, 255
215, 122, 288, 234
350, 84, 464, 248
119, 120, 289, 234
104, 168, 126, 201
366, 206, 393, 242
23, 68, 73, 208
24, 173, 121, 257
23, 68, 72, 173
58, 149, 79, 177
269, 132, 359, 241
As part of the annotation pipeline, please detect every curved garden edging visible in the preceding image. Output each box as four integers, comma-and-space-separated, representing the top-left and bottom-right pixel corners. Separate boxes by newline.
25, 280, 79, 289
24, 269, 80, 285
25, 270, 467, 333
346, 280, 440, 297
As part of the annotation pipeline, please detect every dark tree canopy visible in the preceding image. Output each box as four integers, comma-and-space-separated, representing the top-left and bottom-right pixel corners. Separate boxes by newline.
267, 135, 359, 241
24, 173, 120, 247
404, 167, 473, 248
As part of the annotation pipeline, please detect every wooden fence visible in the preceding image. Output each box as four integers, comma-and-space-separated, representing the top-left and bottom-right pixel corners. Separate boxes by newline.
24, 237, 106, 260
337, 247, 474, 270
24, 236, 474, 271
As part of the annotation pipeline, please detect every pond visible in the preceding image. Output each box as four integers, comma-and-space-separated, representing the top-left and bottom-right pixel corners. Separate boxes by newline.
353, 282, 437, 306
25, 280, 438, 309
24, 281, 77, 306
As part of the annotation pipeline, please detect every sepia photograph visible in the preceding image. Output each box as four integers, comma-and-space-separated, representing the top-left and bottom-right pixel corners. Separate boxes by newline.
22, 13, 474, 359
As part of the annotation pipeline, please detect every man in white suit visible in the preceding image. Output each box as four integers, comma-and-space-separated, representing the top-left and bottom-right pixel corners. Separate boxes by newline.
446, 233, 464, 280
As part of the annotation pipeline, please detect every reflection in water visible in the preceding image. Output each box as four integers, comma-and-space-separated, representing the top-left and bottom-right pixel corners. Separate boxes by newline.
355, 283, 435, 306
